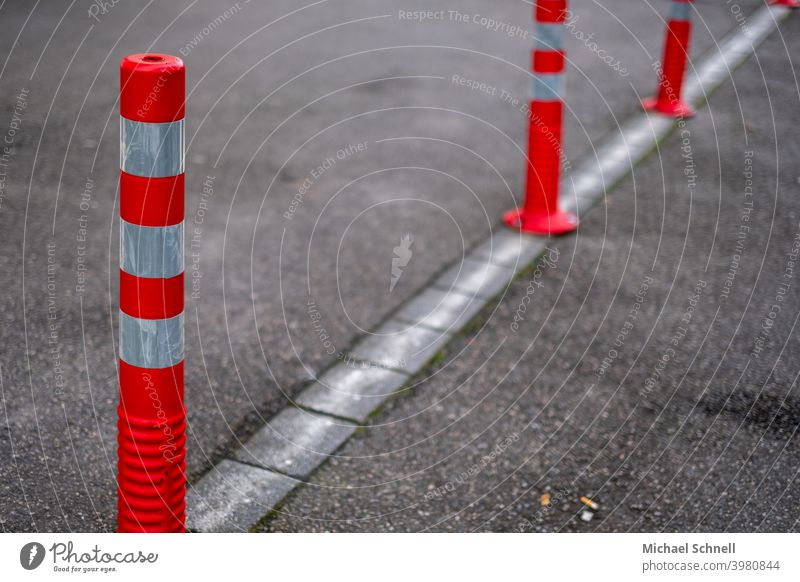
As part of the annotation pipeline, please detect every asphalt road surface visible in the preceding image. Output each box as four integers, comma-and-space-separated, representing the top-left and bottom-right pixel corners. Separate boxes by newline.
0, 0, 792, 532
264, 12, 800, 532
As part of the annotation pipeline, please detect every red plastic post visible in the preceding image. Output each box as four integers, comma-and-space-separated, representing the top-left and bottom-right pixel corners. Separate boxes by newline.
504, 0, 578, 235
643, 0, 695, 118
118, 54, 186, 533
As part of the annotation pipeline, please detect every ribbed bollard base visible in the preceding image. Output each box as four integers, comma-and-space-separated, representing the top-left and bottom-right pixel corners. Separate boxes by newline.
117, 411, 186, 532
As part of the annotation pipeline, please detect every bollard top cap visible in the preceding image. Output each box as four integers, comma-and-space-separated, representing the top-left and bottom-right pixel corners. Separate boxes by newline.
120, 53, 185, 123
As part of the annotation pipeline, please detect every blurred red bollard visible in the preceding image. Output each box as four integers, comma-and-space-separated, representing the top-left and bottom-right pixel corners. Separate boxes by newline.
643, 0, 695, 118
117, 53, 186, 533
504, 0, 578, 236
770, 0, 800, 7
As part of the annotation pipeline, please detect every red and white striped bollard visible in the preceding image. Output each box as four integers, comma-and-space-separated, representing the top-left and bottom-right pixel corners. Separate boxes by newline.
770, 1, 800, 9
118, 53, 186, 533
643, 0, 695, 118
769, 0, 800, 8
504, 0, 578, 236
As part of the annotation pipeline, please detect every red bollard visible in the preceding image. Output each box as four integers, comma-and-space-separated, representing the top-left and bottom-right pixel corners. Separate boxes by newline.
643, 0, 695, 118
504, 0, 577, 236
770, 0, 800, 7
118, 54, 186, 533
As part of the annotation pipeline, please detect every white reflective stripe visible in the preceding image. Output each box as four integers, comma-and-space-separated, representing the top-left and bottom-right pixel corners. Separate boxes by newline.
535, 23, 564, 50
531, 73, 564, 101
120, 311, 184, 369
670, 1, 692, 21
120, 118, 184, 177
120, 219, 184, 278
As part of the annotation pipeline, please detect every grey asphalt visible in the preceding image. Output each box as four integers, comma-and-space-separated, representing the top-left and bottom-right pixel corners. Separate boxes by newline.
0, 0, 786, 532
264, 13, 800, 532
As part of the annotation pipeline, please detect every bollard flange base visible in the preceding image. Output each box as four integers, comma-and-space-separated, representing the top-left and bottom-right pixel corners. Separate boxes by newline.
503, 207, 578, 236
642, 96, 695, 118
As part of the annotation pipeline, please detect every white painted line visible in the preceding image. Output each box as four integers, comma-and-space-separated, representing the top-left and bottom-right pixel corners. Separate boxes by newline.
186, 460, 297, 533
683, 6, 787, 104
395, 287, 489, 333
296, 365, 409, 424
350, 319, 452, 375
433, 258, 517, 300
232, 408, 357, 479
470, 229, 548, 269
186, 4, 790, 531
